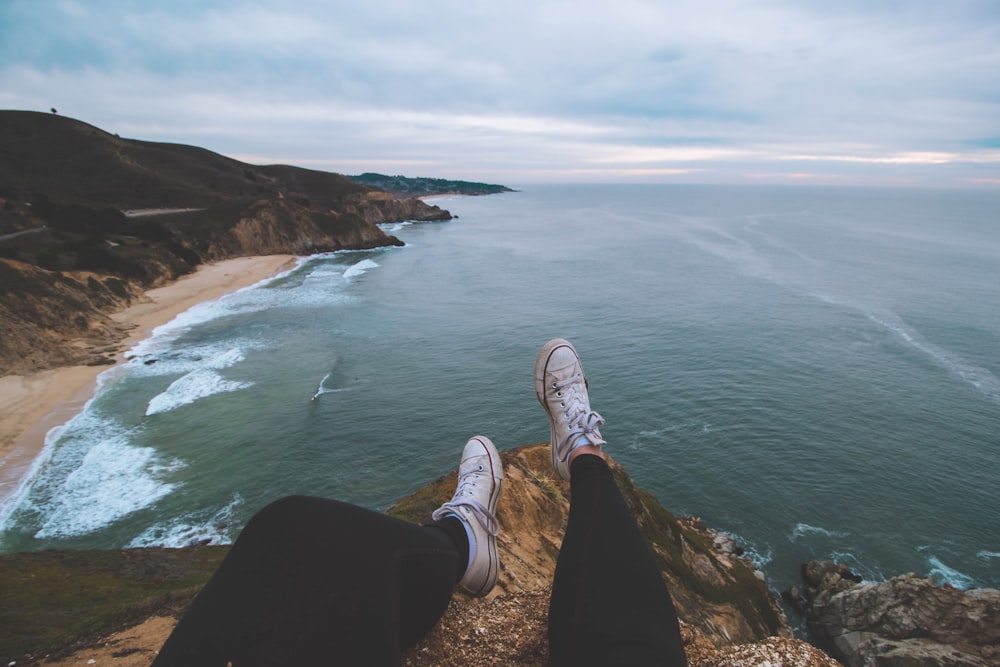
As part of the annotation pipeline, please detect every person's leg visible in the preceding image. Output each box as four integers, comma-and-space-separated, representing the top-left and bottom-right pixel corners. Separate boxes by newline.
152, 496, 461, 667
535, 339, 687, 666
550, 453, 687, 666
153, 436, 503, 667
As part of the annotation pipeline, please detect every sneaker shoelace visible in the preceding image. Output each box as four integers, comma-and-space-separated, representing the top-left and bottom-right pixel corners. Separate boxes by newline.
432, 468, 500, 537
552, 372, 605, 462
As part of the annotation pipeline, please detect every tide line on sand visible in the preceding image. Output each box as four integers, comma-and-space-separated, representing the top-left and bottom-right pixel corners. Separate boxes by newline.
0, 255, 297, 501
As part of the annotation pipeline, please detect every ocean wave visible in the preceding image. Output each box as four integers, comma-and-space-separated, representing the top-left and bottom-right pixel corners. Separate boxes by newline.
144, 347, 254, 416
977, 550, 1000, 561
736, 537, 773, 569
378, 221, 413, 233
128, 338, 267, 377
343, 258, 379, 279
789, 522, 848, 541
927, 555, 976, 589
128, 494, 243, 548
125, 254, 364, 362
34, 440, 179, 539
1, 410, 184, 540
146, 369, 253, 416
128, 263, 304, 352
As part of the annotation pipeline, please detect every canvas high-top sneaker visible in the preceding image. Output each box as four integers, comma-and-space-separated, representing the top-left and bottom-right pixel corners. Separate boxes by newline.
534, 339, 606, 480
432, 436, 503, 596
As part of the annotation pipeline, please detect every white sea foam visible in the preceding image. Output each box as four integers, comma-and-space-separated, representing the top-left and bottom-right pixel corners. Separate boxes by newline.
0, 373, 129, 532
669, 215, 778, 283
145, 347, 253, 415
312, 371, 333, 399
379, 221, 413, 233
343, 258, 379, 279
5, 409, 185, 539
128, 494, 244, 548
129, 341, 262, 378
809, 292, 1000, 406
34, 440, 178, 538
977, 550, 1000, 560
310, 368, 350, 401
127, 263, 302, 352
737, 539, 773, 569
790, 522, 848, 541
125, 255, 353, 362
146, 370, 253, 416
674, 211, 1000, 408
927, 556, 976, 589
864, 311, 1000, 405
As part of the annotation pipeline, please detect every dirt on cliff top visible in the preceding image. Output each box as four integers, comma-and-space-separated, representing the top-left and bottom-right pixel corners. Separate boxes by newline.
1, 444, 839, 666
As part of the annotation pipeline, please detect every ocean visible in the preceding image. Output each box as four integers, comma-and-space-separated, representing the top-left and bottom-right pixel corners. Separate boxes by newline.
1, 183, 998, 603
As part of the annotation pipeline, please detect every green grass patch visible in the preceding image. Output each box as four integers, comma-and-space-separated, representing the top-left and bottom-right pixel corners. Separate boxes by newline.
0, 546, 228, 661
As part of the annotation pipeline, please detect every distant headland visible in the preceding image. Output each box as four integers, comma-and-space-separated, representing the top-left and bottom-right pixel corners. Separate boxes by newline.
347, 172, 515, 197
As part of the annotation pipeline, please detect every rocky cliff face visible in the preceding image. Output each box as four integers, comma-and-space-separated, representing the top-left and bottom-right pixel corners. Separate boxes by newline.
197, 198, 406, 259
787, 560, 1000, 667
0, 258, 144, 374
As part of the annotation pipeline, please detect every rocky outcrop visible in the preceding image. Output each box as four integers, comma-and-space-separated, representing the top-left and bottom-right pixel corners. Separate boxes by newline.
391, 444, 841, 665
349, 192, 452, 224
390, 444, 791, 648
0, 444, 838, 666
788, 559, 1000, 667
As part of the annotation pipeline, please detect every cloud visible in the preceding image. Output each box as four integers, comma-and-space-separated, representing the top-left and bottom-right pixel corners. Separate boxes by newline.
1, 0, 999, 185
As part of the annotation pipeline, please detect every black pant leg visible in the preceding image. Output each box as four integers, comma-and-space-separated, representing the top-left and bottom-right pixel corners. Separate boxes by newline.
153, 495, 462, 667
549, 455, 687, 667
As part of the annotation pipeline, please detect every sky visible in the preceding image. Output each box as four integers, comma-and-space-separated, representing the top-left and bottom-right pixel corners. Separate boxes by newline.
2, 0, 999, 187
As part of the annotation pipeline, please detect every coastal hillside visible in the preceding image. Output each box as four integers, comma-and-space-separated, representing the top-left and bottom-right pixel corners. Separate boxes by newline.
0, 110, 495, 375
2, 110, 384, 210
0, 444, 839, 666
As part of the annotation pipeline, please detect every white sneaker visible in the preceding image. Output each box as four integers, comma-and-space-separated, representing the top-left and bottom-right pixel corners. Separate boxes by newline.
534, 339, 606, 480
431, 435, 503, 596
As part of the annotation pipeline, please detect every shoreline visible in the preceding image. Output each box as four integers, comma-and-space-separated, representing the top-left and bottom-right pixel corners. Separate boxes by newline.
0, 255, 297, 501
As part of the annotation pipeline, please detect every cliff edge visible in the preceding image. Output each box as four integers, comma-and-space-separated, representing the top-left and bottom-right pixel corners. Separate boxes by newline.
0, 444, 837, 666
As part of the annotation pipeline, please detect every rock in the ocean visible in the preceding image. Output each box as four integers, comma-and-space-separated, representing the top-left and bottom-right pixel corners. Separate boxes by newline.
794, 559, 1000, 667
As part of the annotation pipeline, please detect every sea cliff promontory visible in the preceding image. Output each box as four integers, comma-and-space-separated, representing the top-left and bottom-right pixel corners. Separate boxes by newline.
0, 444, 839, 666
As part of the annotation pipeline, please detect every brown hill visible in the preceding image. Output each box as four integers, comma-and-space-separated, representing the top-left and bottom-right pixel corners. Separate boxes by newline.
0, 110, 368, 209
0, 110, 454, 375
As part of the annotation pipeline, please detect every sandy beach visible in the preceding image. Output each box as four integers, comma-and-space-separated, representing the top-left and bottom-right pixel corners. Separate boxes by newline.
0, 255, 296, 499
